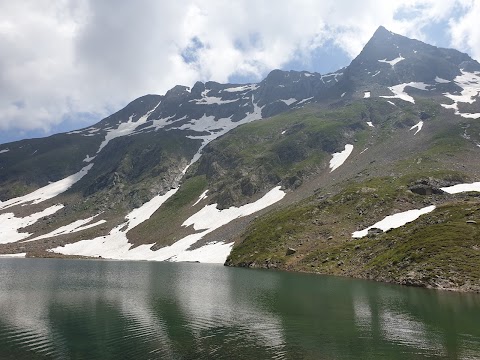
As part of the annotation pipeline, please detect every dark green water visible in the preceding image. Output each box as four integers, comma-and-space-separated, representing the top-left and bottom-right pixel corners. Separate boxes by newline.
0, 259, 479, 359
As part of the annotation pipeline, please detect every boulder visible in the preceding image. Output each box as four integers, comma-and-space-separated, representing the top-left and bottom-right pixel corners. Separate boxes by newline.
286, 247, 297, 256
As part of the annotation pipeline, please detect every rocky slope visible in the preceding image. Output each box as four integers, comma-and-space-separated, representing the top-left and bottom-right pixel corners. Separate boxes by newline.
1, 27, 479, 291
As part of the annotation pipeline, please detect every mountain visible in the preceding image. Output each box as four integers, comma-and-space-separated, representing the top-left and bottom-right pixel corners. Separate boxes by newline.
1, 27, 480, 292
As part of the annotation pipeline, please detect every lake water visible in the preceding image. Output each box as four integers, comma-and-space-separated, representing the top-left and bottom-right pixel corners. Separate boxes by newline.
0, 259, 479, 359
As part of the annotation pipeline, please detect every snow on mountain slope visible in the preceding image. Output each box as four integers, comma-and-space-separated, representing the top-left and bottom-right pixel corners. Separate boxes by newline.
352, 205, 436, 238
24, 215, 106, 242
97, 100, 162, 153
379, 82, 429, 104
0, 164, 93, 210
441, 71, 480, 119
441, 182, 480, 194
50, 187, 285, 263
330, 145, 354, 172
378, 54, 405, 67
0, 253, 26, 258
0, 204, 64, 244
410, 121, 423, 135
192, 190, 209, 207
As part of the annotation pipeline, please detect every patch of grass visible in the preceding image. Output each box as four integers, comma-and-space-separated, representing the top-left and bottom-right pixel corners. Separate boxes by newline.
129, 175, 208, 246
226, 201, 315, 266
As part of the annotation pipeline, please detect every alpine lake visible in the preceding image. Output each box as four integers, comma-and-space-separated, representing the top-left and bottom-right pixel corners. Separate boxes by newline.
0, 258, 479, 359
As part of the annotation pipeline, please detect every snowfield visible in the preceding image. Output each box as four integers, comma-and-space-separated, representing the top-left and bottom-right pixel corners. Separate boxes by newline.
0, 253, 26, 258
25, 215, 106, 242
223, 84, 258, 93
380, 82, 429, 104
0, 204, 64, 244
97, 101, 161, 153
352, 205, 436, 238
0, 164, 93, 210
441, 70, 480, 119
50, 187, 285, 263
441, 182, 480, 194
330, 144, 354, 172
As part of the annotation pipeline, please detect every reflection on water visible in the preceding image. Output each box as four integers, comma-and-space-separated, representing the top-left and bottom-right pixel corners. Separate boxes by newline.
0, 259, 479, 359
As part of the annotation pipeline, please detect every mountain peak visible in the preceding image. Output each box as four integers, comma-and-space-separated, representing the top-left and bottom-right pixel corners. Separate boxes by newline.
340, 24, 480, 93
372, 25, 393, 38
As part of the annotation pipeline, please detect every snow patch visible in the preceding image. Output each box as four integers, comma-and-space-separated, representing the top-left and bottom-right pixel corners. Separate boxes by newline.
352, 205, 436, 238
83, 154, 95, 163
341, 92, 346, 98
378, 54, 405, 67
387, 101, 396, 106
50, 187, 285, 263
441, 182, 480, 194
367, 122, 374, 127
97, 101, 161, 153
0, 253, 26, 258
364, 91, 371, 98
441, 71, 480, 119
280, 98, 297, 106
321, 72, 343, 83
180, 97, 264, 171
0, 164, 93, 210
25, 215, 106, 242
380, 82, 429, 104
330, 144, 354, 172
297, 97, 313, 105
0, 204, 64, 244
192, 190, 208, 207
435, 76, 450, 84
0, 149, 9, 154
49, 188, 178, 258
192, 96, 238, 105
372, 71, 381, 77
410, 121, 423, 135
223, 84, 258, 93
359, 148, 368, 154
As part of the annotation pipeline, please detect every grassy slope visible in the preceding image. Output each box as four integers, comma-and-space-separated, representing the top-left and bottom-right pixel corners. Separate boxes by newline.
226, 172, 480, 292
222, 99, 480, 292
194, 100, 397, 209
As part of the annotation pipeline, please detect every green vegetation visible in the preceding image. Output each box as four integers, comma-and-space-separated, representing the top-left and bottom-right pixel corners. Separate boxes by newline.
195, 100, 423, 208
227, 169, 480, 291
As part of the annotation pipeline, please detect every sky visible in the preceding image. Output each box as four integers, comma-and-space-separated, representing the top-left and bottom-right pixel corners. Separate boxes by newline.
0, 0, 479, 145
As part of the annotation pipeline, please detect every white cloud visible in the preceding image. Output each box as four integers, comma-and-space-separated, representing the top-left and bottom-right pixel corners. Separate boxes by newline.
449, 1, 480, 60
0, 0, 478, 138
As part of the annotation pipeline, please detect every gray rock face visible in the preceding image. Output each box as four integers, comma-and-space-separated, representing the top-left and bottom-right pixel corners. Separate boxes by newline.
336, 25, 480, 98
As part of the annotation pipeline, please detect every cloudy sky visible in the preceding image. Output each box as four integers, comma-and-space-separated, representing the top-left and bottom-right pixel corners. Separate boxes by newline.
0, 0, 479, 144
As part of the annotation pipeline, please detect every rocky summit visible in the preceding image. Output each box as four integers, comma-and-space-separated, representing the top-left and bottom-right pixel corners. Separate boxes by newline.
1, 27, 479, 292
